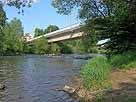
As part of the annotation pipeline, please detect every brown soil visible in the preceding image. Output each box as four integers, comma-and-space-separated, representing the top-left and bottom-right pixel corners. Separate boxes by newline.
69, 68, 136, 102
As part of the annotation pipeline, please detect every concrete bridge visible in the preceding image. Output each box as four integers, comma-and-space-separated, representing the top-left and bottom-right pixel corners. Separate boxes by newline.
27, 23, 84, 43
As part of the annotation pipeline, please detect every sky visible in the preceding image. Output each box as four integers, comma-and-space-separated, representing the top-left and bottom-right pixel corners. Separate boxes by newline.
4, 0, 79, 35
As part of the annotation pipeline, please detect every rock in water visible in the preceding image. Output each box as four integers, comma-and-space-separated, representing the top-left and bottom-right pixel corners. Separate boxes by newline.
0, 84, 5, 90
55, 85, 76, 94
63, 85, 76, 94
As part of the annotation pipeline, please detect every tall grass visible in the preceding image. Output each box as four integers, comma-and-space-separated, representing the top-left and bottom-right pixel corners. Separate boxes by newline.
110, 51, 136, 69
81, 56, 111, 90
81, 51, 136, 91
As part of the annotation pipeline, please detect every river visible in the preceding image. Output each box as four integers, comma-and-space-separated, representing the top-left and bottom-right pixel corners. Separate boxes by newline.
0, 55, 86, 102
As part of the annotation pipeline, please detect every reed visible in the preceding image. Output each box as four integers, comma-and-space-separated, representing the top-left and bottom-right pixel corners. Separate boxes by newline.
81, 56, 111, 90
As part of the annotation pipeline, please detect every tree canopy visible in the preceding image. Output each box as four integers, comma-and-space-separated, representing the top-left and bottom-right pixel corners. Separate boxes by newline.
1, 0, 35, 8
34, 28, 44, 37
52, 0, 136, 54
32, 37, 49, 54
44, 25, 59, 34
0, 4, 6, 54
2, 18, 24, 54
0, 0, 37, 14
10, 18, 24, 36
34, 25, 59, 37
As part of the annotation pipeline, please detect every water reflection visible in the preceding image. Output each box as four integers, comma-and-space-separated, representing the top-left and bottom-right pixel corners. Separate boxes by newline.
0, 55, 86, 102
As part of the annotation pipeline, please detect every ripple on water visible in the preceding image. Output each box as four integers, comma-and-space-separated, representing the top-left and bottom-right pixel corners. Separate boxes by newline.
0, 55, 86, 102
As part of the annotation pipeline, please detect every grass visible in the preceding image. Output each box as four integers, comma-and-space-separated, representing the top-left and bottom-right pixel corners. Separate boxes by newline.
81, 51, 136, 91
110, 51, 136, 69
127, 98, 136, 102
81, 56, 111, 90
79, 51, 136, 101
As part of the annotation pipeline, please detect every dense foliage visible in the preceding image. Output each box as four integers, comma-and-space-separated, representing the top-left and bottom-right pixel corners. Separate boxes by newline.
0, 0, 38, 15
2, 18, 24, 55
1, 0, 34, 8
60, 38, 99, 54
1, 0, 135, 55
34, 25, 59, 37
34, 28, 44, 37
44, 25, 59, 34
52, 0, 136, 54
0, 4, 24, 55
0, 4, 6, 54
0, 0, 28, 55
50, 43, 60, 55
31, 37, 49, 54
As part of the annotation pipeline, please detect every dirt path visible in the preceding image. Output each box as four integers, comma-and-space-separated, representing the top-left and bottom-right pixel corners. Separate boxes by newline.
94, 68, 136, 102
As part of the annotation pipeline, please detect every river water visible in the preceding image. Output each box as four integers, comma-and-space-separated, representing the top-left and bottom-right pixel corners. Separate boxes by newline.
0, 55, 86, 102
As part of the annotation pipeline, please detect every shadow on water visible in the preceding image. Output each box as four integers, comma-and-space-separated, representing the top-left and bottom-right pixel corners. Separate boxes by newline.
0, 55, 86, 102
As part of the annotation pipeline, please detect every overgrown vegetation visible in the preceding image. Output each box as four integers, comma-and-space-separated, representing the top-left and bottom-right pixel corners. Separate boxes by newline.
81, 51, 136, 91
0, 3, 98, 56
81, 56, 111, 90
34, 25, 59, 37
127, 98, 136, 102
31, 37, 49, 54
110, 51, 136, 69
50, 43, 61, 55
52, 0, 136, 54
0, 13, 24, 55
66, 0, 136, 88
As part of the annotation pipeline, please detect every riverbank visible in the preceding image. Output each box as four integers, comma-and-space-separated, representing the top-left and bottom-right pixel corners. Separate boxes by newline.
67, 52, 136, 102
70, 68, 136, 102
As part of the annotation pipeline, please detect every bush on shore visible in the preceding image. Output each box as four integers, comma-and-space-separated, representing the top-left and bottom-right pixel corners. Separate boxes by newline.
81, 56, 111, 90
110, 51, 136, 69
81, 51, 136, 91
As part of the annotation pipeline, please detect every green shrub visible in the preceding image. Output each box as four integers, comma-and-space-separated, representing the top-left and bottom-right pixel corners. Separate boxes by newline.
110, 51, 136, 69
81, 56, 111, 90
123, 61, 136, 69
32, 37, 49, 54
127, 98, 136, 102
50, 43, 61, 55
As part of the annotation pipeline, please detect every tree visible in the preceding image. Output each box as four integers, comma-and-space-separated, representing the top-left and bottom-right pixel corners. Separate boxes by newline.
60, 38, 98, 54
34, 28, 44, 37
0, 0, 37, 16
50, 43, 60, 55
1, 0, 35, 9
52, 0, 110, 18
2, 18, 24, 54
44, 25, 59, 34
34, 25, 59, 37
0, 0, 35, 55
10, 18, 24, 36
0, 4, 6, 54
58, 42, 73, 54
83, 0, 136, 54
32, 37, 49, 54
52, 0, 136, 54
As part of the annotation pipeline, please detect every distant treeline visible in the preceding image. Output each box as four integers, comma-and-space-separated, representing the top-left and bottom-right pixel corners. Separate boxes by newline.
0, 10, 99, 56
24, 37, 100, 55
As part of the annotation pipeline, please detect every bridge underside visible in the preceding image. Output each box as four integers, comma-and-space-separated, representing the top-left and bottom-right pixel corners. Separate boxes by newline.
27, 24, 85, 43
47, 31, 84, 43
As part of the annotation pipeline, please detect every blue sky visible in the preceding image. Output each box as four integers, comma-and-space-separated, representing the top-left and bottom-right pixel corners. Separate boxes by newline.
4, 0, 79, 35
